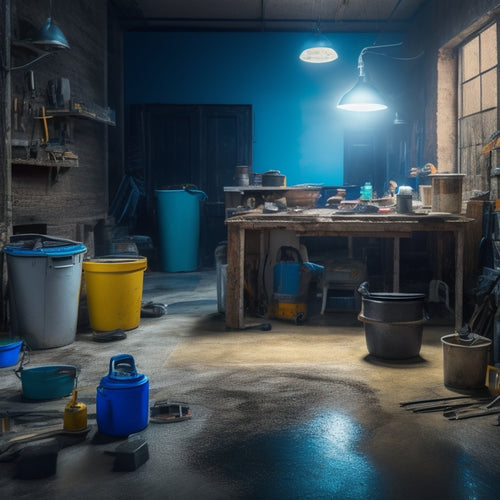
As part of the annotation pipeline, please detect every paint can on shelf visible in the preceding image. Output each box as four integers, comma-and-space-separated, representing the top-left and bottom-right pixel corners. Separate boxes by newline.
234, 165, 249, 186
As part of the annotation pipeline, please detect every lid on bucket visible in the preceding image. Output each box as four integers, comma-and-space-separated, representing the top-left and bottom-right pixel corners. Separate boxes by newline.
3, 234, 86, 257
366, 292, 425, 301
100, 354, 148, 387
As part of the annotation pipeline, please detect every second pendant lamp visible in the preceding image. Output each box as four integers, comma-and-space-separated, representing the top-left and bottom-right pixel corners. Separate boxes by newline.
300, 33, 338, 64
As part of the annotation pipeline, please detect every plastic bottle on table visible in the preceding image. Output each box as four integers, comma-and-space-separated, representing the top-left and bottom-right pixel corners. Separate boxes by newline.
360, 182, 372, 200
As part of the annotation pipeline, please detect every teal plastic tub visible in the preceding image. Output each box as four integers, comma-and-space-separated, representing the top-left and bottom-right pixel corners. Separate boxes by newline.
16, 365, 77, 400
155, 189, 207, 272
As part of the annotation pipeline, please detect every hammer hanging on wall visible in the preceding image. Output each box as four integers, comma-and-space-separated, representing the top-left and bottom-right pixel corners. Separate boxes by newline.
34, 106, 53, 144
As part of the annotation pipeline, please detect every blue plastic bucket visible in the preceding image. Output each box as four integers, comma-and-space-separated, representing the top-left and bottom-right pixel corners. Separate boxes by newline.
96, 354, 149, 436
0, 339, 23, 368
274, 262, 302, 295
155, 189, 207, 272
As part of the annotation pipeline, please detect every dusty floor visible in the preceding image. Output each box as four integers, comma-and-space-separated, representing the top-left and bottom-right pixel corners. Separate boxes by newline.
0, 269, 499, 499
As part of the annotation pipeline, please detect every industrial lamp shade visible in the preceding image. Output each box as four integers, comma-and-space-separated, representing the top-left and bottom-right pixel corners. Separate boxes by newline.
337, 77, 387, 112
300, 34, 338, 64
32, 17, 70, 50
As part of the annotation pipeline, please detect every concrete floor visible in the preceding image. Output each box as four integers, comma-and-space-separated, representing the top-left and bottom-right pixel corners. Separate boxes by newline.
0, 269, 499, 499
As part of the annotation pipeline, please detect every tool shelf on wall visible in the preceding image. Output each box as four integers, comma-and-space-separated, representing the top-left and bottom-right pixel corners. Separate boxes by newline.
11, 158, 79, 168
11, 138, 79, 170
45, 99, 116, 126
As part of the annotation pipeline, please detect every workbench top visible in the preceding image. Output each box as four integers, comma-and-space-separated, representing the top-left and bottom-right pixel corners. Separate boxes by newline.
225, 208, 472, 230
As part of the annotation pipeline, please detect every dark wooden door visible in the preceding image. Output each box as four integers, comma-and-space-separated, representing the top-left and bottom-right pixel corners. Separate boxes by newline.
129, 104, 252, 268
343, 128, 387, 198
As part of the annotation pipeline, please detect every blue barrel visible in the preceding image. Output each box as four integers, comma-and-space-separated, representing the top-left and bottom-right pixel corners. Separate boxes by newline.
155, 189, 207, 272
96, 354, 149, 436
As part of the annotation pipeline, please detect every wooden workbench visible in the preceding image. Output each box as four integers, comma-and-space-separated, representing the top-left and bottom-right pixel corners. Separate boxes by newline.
225, 209, 472, 330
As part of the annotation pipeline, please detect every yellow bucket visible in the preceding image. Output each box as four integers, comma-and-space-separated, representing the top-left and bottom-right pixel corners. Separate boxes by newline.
82, 257, 147, 332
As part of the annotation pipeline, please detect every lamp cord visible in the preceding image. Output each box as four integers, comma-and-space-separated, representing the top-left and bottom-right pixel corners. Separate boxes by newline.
358, 42, 403, 76
9, 52, 52, 71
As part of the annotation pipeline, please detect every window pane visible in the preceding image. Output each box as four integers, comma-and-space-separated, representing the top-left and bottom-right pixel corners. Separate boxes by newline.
462, 37, 480, 81
463, 76, 481, 116
482, 68, 497, 110
480, 24, 497, 72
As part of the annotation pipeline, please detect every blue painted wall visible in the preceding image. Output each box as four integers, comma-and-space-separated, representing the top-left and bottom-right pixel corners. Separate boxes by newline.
124, 32, 399, 186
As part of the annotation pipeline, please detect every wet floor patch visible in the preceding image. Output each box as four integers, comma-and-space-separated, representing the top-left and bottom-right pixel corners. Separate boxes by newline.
202, 410, 379, 499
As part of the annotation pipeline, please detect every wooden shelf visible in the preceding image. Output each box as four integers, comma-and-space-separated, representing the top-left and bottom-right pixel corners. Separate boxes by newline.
12, 157, 79, 168
46, 101, 116, 126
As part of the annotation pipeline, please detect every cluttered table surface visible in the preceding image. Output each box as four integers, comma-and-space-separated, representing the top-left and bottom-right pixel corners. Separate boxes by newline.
224, 208, 472, 330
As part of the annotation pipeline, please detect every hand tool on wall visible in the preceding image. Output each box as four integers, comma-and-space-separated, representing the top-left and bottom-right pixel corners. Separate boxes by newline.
27, 70, 36, 99
13, 98, 18, 131
19, 96, 27, 132
34, 106, 53, 144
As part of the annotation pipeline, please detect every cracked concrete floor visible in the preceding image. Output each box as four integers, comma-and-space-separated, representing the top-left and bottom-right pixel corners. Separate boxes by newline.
0, 269, 499, 499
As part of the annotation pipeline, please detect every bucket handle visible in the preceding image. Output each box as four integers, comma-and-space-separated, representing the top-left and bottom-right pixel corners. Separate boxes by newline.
110, 354, 137, 377
276, 246, 303, 264
51, 256, 74, 269
14, 342, 31, 379
184, 187, 208, 201
56, 366, 78, 379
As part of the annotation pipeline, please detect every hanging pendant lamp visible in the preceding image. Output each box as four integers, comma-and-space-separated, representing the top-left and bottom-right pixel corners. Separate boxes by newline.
337, 78, 387, 112
32, 0, 70, 51
299, 0, 338, 64
337, 43, 402, 112
300, 33, 338, 64
337, 47, 386, 111
32, 17, 70, 50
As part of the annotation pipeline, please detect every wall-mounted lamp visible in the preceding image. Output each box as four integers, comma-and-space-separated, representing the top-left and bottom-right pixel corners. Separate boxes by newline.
300, 32, 338, 64
9, 0, 69, 71
337, 42, 402, 112
32, 16, 70, 51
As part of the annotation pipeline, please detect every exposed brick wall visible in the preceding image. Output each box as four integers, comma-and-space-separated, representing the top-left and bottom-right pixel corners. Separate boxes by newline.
7, 0, 111, 254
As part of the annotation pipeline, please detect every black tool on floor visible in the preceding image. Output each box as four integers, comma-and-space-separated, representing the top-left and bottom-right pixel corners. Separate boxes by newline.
150, 400, 191, 423
0, 425, 91, 460
15, 438, 59, 479
140, 302, 168, 318
110, 438, 149, 471
92, 329, 127, 342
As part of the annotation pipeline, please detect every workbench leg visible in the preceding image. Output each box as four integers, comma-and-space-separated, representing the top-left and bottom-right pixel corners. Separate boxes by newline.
455, 229, 464, 330
226, 224, 245, 329
393, 237, 400, 292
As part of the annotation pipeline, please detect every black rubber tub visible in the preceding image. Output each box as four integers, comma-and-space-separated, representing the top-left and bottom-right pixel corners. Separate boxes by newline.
358, 292, 427, 359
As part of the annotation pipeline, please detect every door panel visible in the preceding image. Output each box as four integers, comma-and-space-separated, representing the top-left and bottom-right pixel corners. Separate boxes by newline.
344, 129, 386, 198
200, 107, 252, 262
129, 104, 252, 268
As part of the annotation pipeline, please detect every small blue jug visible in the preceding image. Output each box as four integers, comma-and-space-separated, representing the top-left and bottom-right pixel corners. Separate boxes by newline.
96, 354, 149, 436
